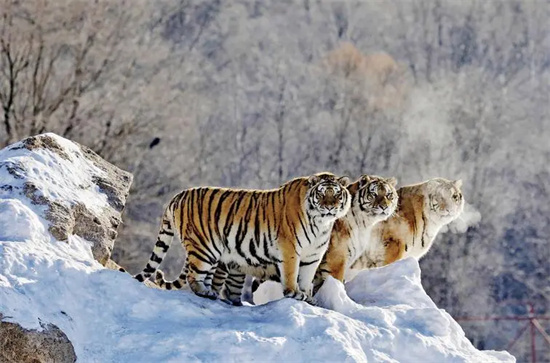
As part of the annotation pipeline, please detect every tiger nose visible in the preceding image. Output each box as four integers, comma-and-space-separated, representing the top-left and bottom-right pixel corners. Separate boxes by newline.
326, 196, 337, 205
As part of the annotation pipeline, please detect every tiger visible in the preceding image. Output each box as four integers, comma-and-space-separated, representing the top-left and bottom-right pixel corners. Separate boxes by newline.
134, 172, 351, 305
351, 178, 464, 270
312, 175, 398, 294
211, 174, 398, 304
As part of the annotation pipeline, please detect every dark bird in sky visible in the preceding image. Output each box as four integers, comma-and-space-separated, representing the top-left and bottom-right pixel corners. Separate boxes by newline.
149, 137, 161, 149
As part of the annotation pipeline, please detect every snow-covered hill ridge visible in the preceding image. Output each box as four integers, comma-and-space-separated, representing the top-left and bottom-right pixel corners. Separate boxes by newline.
0, 134, 514, 362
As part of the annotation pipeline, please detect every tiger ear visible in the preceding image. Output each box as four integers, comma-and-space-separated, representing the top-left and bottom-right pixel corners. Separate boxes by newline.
308, 175, 321, 186
359, 174, 371, 188
349, 175, 371, 195
338, 176, 350, 187
453, 179, 463, 189
387, 177, 398, 187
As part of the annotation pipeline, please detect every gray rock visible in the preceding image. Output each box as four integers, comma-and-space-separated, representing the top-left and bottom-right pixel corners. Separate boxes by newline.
2, 134, 133, 265
0, 315, 77, 363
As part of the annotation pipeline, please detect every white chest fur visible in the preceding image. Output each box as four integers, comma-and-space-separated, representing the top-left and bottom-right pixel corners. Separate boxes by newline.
344, 207, 387, 266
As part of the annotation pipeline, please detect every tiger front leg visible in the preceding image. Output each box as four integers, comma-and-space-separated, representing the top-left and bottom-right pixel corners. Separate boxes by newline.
297, 253, 326, 305
312, 259, 345, 296
211, 263, 244, 306
298, 260, 322, 293
279, 239, 315, 305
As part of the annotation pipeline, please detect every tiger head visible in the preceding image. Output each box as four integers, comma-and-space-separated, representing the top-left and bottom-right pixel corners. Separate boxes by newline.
425, 178, 464, 222
306, 172, 351, 222
349, 175, 398, 222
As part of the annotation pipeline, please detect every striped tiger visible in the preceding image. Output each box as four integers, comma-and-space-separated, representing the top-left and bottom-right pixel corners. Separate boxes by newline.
312, 175, 398, 294
352, 178, 464, 269
135, 172, 351, 305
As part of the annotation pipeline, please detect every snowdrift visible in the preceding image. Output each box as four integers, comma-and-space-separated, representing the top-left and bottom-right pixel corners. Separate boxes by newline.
0, 134, 515, 362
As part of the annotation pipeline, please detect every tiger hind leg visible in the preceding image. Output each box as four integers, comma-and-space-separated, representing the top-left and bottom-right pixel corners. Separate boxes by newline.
211, 263, 229, 295
221, 269, 245, 306
203, 262, 219, 291
186, 254, 220, 300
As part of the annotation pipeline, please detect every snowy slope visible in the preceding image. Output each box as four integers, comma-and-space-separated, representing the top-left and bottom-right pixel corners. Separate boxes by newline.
0, 135, 515, 363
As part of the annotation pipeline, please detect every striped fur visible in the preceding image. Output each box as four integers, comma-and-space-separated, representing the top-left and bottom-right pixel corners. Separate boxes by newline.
135, 172, 351, 305
352, 178, 464, 270
313, 175, 398, 294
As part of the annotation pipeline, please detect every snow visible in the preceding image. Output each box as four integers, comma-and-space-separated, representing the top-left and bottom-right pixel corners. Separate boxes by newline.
0, 134, 515, 362
0, 135, 109, 216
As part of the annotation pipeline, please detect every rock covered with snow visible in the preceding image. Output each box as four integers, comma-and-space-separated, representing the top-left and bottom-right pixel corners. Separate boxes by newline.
0, 133, 131, 362
0, 133, 132, 265
0, 134, 514, 362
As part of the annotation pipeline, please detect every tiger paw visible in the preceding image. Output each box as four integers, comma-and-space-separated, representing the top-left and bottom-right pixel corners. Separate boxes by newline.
304, 295, 317, 306
284, 289, 316, 305
220, 297, 243, 306
196, 290, 219, 300
229, 299, 244, 307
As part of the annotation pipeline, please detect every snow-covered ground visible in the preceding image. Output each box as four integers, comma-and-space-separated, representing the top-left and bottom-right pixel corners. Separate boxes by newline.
0, 134, 515, 362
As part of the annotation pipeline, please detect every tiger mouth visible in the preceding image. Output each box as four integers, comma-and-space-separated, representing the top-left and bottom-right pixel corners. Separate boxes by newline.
361, 206, 390, 216
440, 211, 456, 217
360, 203, 383, 213
319, 207, 343, 217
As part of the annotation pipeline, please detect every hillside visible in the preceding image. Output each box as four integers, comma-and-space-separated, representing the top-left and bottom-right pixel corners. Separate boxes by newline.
0, 134, 514, 362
